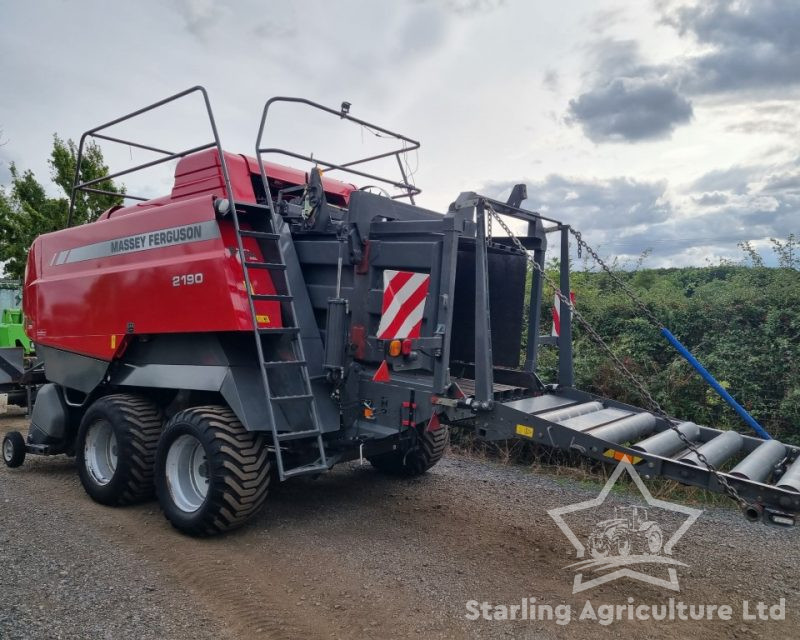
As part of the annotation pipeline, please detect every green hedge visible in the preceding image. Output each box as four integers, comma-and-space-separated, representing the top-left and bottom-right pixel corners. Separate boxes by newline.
533, 266, 800, 444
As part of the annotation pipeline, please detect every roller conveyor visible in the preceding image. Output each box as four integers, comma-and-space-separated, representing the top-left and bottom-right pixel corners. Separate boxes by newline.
451, 387, 800, 527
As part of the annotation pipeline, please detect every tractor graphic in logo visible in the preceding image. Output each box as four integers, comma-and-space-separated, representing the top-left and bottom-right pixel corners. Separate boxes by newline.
588, 505, 663, 558
548, 460, 703, 593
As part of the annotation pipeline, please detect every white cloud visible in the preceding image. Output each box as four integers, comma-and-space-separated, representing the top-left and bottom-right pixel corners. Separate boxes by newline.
0, 0, 796, 267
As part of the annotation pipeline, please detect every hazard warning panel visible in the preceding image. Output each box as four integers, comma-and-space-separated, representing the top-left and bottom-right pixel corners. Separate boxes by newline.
551, 290, 576, 337
376, 270, 431, 340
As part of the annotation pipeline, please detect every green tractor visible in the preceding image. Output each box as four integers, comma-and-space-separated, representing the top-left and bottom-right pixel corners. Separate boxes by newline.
0, 309, 33, 355
0, 307, 35, 408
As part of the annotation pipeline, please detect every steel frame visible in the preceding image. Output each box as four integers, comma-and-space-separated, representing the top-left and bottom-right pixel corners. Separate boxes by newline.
67, 86, 236, 228
254, 96, 421, 205
449, 192, 574, 404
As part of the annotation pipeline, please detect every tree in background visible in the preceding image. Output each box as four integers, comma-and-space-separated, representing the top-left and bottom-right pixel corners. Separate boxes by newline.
0, 136, 123, 280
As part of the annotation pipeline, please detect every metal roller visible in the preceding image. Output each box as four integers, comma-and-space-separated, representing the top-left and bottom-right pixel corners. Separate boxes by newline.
729, 439, 786, 482
560, 408, 631, 431
777, 457, 800, 493
631, 422, 700, 457
680, 430, 743, 467
536, 401, 603, 423
589, 412, 657, 444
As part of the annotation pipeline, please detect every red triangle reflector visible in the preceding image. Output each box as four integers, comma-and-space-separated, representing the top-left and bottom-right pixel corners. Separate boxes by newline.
372, 360, 391, 382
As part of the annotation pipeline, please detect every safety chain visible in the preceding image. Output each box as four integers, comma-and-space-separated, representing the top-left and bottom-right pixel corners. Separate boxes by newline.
570, 229, 664, 329
484, 202, 751, 512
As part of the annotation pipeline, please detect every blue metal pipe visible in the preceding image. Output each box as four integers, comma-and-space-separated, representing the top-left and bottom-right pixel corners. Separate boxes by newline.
660, 327, 771, 440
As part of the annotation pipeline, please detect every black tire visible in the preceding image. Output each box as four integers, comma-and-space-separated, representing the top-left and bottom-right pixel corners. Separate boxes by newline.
155, 406, 270, 536
369, 425, 449, 476
2, 431, 26, 468
76, 394, 164, 506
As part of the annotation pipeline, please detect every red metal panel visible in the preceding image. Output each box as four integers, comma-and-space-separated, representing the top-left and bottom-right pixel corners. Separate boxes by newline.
23, 148, 354, 362
100, 150, 356, 220
240, 154, 356, 205
25, 194, 280, 361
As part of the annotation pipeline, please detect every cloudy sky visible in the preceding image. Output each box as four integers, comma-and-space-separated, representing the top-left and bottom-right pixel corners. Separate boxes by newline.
1, 0, 798, 267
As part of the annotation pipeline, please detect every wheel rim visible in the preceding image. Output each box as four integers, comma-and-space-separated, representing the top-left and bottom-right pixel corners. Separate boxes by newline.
3, 438, 13, 462
165, 434, 209, 513
84, 420, 118, 485
589, 535, 609, 558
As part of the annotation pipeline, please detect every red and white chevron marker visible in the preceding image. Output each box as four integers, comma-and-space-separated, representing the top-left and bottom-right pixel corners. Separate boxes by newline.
551, 290, 576, 337
377, 270, 431, 340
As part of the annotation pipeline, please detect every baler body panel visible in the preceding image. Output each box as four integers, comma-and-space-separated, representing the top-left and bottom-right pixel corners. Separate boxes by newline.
21, 146, 357, 362
24, 195, 281, 360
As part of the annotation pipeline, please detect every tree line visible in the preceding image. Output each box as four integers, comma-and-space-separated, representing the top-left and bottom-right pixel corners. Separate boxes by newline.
0, 136, 123, 280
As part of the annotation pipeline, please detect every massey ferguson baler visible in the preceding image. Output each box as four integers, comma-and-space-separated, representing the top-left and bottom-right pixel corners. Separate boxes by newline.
4, 87, 800, 535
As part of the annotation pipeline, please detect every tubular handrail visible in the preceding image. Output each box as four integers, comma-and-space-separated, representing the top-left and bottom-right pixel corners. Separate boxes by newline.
254, 96, 421, 208
67, 86, 235, 228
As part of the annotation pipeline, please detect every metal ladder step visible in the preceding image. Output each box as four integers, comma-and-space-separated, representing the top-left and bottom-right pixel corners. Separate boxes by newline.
231, 198, 328, 484
272, 394, 314, 402
239, 230, 280, 240
277, 429, 323, 442
283, 462, 329, 478
252, 294, 293, 302
244, 261, 287, 271
263, 359, 307, 369
258, 327, 299, 335
234, 202, 273, 214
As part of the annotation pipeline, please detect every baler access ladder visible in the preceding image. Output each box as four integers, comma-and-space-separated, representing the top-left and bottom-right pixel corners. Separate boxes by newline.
228, 200, 329, 480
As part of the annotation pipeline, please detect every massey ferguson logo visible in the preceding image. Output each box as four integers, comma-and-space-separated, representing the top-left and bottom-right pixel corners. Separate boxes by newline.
50, 221, 220, 266
110, 224, 204, 254
548, 459, 703, 593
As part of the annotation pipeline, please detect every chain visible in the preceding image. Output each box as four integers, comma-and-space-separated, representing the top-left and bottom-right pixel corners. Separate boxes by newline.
484, 202, 751, 512
569, 228, 664, 329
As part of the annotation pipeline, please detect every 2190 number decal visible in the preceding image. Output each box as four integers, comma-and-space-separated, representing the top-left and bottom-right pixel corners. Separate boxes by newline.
172, 273, 204, 287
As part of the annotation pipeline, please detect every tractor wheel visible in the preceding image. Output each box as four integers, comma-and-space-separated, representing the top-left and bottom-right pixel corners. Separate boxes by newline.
76, 394, 164, 506
2, 431, 26, 468
369, 425, 449, 477
645, 526, 663, 554
589, 532, 611, 559
615, 536, 631, 556
155, 406, 270, 536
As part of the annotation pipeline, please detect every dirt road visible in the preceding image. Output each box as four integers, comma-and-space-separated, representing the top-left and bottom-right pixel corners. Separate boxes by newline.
1, 413, 797, 639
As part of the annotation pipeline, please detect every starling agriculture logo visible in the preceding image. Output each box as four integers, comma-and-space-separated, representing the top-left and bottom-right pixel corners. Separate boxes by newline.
547, 459, 703, 594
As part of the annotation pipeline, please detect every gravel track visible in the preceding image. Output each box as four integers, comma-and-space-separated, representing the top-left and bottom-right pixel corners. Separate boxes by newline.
1, 414, 797, 639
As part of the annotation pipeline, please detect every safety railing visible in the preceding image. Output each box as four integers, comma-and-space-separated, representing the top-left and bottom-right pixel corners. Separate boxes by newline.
254, 97, 421, 213
67, 86, 234, 227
